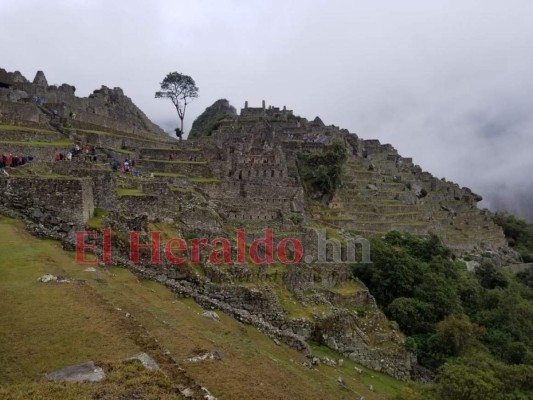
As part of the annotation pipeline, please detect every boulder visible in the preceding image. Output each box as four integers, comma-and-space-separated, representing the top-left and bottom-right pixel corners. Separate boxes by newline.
202, 310, 221, 321
127, 352, 159, 370
37, 274, 57, 283
44, 361, 105, 382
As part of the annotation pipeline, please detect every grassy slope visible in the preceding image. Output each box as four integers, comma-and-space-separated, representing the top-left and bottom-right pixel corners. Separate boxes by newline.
0, 216, 404, 399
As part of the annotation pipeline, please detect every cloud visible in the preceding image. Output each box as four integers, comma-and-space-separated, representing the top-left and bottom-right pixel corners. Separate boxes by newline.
1, 0, 532, 220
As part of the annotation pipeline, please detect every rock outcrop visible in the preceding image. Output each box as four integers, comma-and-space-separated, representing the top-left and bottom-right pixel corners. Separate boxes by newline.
189, 98, 237, 139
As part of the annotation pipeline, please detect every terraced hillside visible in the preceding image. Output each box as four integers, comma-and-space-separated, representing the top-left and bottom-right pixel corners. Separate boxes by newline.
312, 152, 507, 252
0, 70, 519, 398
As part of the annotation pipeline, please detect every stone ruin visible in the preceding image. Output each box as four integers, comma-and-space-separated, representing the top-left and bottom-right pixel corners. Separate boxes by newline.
0, 68, 167, 137
0, 68, 517, 382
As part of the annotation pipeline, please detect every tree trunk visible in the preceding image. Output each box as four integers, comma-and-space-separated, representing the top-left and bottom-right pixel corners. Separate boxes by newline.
180, 117, 184, 141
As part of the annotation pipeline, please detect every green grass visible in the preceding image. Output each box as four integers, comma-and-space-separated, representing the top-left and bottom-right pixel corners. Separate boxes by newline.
86, 208, 107, 229
329, 281, 363, 296
0, 217, 140, 384
116, 188, 146, 196
77, 129, 176, 145
151, 172, 186, 177
0, 216, 407, 399
0, 139, 71, 147
0, 124, 56, 134
187, 177, 220, 183
0, 360, 180, 400
310, 342, 407, 398
142, 159, 207, 165
142, 147, 201, 152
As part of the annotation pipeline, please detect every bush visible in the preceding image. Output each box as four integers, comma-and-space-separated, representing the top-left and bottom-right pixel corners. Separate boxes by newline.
493, 212, 533, 262
297, 140, 347, 197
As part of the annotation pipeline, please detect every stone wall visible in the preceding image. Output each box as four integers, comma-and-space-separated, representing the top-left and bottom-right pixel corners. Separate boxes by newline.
0, 129, 58, 143
0, 101, 44, 126
0, 176, 94, 225
75, 129, 176, 152
50, 166, 117, 210
135, 159, 211, 176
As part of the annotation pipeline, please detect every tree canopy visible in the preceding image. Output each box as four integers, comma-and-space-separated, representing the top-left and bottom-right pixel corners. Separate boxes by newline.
155, 72, 199, 139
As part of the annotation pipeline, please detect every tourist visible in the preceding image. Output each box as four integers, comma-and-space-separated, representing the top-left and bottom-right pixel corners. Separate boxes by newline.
67, 152, 72, 161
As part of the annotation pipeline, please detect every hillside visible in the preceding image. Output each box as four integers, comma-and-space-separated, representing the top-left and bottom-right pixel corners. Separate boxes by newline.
0, 68, 531, 399
0, 216, 404, 399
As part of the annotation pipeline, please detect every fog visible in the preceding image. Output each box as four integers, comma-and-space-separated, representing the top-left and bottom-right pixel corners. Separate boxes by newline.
1, 0, 532, 220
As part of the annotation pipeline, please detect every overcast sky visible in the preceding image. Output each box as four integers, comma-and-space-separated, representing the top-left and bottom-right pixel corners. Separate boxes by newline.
1, 0, 532, 220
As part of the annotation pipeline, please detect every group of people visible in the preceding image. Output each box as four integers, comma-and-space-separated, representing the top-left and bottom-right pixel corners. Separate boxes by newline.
112, 158, 140, 176
0, 153, 33, 168
55, 144, 97, 163
0, 153, 33, 176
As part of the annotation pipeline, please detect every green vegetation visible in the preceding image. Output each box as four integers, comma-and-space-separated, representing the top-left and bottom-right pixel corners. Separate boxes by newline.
0, 124, 56, 134
116, 188, 145, 196
151, 171, 186, 177
289, 214, 303, 225
142, 158, 207, 165
0, 216, 403, 399
189, 98, 237, 138
155, 71, 199, 137
86, 208, 107, 229
0, 217, 140, 384
353, 231, 533, 399
297, 140, 347, 197
0, 139, 71, 147
187, 177, 220, 183
0, 360, 180, 400
493, 212, 533, 262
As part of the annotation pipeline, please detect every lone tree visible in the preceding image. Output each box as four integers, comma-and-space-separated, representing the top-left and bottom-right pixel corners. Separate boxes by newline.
155, 72, 199, 140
